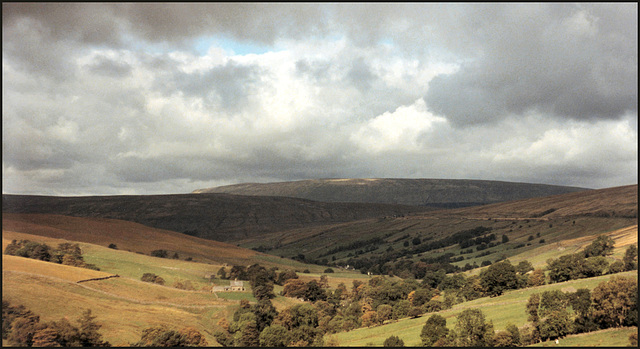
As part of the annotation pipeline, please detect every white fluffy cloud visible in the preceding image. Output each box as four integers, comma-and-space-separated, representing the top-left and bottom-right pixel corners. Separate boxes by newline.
2, 3, 637, 195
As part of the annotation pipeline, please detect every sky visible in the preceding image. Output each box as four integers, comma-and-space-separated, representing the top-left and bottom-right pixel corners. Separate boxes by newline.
2, 3, 638, 196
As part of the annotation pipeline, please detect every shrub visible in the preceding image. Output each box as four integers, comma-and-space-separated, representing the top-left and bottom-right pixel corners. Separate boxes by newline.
383, 335, 404, 347
141, 273, 165, 285
108, 243, 118, 249
324, 268, 334, 273
133, 325, 207, 346
150, 249, 168, 258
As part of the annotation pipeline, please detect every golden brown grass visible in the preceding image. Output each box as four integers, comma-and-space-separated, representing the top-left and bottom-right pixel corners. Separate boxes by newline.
2, 254, 110, 282
3, 213, 260, 266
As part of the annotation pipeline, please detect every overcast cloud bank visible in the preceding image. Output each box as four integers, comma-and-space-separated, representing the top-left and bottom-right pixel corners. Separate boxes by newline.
2, 3, 637, 195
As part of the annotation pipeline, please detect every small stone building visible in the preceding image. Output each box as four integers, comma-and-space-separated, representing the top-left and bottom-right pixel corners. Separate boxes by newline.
212, 279, 245, 292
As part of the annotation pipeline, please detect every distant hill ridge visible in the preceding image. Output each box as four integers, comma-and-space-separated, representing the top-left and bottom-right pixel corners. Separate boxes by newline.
194, 178, 589, 207
1, 193, 429, 242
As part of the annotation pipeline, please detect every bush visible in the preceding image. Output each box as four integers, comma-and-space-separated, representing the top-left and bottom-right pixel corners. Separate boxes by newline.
150, 249, 168, 258
133, 325, 207, 346
108, 243, 118, 249
383, 335, 404, 347
324, 268, 334, 273
141, 273, 165, 285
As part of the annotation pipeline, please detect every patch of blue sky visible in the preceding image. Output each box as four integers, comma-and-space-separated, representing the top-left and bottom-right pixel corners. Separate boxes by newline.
194, 35, 275, 56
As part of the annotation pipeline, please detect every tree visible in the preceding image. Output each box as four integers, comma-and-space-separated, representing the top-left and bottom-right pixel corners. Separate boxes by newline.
77, 309, 109, 346
479, 260, 518, 297
383, 335, 404, 347
376, 304, 393, 324
304, 280, 327, 302
251, 300, 277, 333
392, 300, 411, 320
453, 308, 494, 347
505, 323, 521, 346
134, 325, 207, 346
516, 260, 534, 274
238, 321, 260, 347
583, 256, 609, 277
217, 267, 227, 280
420, 314, 449, 346
539, 310, 572, 341
538, 290, 568, 317
547, 254, 587, 283
493, 331, 515, 347
275, 270, 298, 285
568, 288, 591, 318
526, 293, 541, 323
259, 324, 290, 347
583, 235, 615, 258
607, 260, 625, 274
528, 268, 546, 287
623, 244, 638, 271
591, 276, 638, 328
361, 311, 378, 327
502, 234, 509, 243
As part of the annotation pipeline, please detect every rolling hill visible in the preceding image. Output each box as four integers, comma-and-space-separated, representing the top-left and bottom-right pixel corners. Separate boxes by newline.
233, 185, 638, 270
193, 178, 588, 207
2, 213, 267, 267
1, 193, 429, 242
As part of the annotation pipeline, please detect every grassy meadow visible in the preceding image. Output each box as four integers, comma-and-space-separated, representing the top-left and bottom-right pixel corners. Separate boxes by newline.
329, 271, 638, 347
530, 327, 637, 347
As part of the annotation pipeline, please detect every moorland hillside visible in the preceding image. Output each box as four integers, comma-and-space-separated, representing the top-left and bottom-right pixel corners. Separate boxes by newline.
2, 193, 430, 242
235, 185, 638, 273
194, 178, 588, 207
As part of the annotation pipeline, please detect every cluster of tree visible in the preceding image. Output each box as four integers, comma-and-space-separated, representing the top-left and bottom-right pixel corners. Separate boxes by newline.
419, 309, 496, 346
328, 226, 494, 277
2, 301, 109, 347
4, 240, 100, 271
216, 264, 299, 287
459, 233, 497, 249
547, 237, 637, 283
141, 273, 165, 285
526, 276, 637, 343
318, 236, 387, 258
132, 325, 207, 346
214, 300, 325, 347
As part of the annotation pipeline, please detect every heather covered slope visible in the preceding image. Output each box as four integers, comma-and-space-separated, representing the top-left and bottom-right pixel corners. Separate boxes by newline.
235, 185, 638, 270
442, 184, 638, 219
2, 213, 265, 267
194, 178, 588, 207
2, 193, 430, 242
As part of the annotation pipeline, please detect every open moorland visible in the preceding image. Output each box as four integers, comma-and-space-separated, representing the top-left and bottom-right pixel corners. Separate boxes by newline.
194, 178, 587, 207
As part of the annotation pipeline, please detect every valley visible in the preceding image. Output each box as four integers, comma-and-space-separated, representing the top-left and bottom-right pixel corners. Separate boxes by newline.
2, 181, 638, 347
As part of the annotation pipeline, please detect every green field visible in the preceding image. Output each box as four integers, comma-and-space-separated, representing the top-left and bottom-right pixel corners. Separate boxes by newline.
329, 271, 638, 347
530, 327, 637, 347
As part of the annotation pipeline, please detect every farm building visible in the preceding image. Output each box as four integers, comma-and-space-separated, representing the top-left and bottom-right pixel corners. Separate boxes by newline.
212, 279, 245, 292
